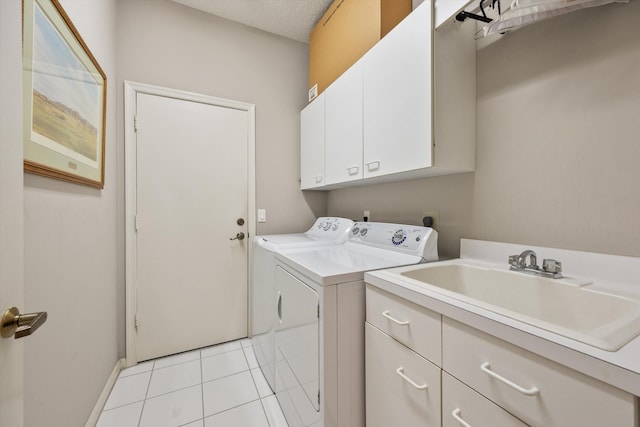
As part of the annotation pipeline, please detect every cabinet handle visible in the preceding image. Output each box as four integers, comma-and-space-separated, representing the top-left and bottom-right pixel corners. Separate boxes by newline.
314, 175, 323, 183
347, 166, 359, 175
396, 367, 428, 390
382, 310, 410, 326
277, 292, 282, 323
451, 409, 472, 427
480, 362, 539, 396
366, 161, 380, 171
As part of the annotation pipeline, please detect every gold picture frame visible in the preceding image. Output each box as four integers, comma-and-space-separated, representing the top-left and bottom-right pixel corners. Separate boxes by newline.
22, 0, 107, 188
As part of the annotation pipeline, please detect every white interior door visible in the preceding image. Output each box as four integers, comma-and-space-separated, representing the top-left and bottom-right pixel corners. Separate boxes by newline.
132, 89, 251, 362
0, 1, 25, 425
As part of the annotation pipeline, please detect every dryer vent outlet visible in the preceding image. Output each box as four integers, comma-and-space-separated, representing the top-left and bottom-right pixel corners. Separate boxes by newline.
422, 211, 440, 231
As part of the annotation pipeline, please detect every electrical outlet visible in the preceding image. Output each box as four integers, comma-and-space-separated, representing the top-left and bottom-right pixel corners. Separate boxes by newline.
421, 211, 440, 231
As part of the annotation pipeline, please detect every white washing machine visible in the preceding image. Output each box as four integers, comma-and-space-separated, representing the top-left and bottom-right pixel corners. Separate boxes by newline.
273, 222, 438, 427
251, 217, 354, 392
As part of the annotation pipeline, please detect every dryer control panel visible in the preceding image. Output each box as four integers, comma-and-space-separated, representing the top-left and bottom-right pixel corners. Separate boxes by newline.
306, 217, 354, 239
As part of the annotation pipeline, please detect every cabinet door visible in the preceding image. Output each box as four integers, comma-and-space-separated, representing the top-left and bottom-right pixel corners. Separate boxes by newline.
325, 62, 363, 185
363, 1, 432, 178
443, 372, 528, 427
365, 323, 441, 427
300, 93, 325, 189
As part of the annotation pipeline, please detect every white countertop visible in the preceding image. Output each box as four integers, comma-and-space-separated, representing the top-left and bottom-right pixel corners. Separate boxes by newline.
365, 239, 640, 396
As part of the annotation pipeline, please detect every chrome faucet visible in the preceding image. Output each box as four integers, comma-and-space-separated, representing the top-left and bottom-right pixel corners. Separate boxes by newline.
516, 249, 537, 269
509, 249, 563, 279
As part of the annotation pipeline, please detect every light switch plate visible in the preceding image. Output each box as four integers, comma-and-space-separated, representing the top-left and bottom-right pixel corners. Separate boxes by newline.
257, 209, 266, 223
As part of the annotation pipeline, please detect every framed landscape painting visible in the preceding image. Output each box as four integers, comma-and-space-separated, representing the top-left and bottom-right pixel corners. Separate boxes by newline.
23, 0, 107, 188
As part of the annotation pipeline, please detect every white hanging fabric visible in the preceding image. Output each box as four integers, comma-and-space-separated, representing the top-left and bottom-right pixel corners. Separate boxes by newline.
482, 0, 629, 37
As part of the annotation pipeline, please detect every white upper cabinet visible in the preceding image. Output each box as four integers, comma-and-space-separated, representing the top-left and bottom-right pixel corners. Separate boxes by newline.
325, 61, 363, 186
362, 1, 432, 179
300, 0, 476, 190
300, 92, 325, 189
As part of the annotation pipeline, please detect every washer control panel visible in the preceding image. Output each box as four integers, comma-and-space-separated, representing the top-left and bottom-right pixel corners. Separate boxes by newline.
348, 222, 438, 261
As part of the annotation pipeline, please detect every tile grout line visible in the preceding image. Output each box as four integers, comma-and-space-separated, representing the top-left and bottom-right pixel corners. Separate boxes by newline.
243, 344, 274, 426
137, 360, 155, 427
200, 349, 206, 425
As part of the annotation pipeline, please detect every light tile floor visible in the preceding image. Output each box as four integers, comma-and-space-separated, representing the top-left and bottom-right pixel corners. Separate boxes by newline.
97, 339, 288, 427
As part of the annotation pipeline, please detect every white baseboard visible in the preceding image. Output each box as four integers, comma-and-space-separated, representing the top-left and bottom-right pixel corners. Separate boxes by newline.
85, 358, 125, 427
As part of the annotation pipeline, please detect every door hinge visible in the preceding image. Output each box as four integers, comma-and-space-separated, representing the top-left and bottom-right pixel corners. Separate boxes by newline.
317, 304, 320, 319
135, 215, 139, 232
134, 115, 138, 132
135, 313, 139, 330
318, 390, 320, 406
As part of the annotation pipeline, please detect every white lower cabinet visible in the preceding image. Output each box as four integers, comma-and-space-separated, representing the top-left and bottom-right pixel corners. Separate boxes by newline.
366, 284, 441, 366
365, 323, 441, 427
442, 372, 528, 427
364, 285, 638, 427
443, 317, 637, 427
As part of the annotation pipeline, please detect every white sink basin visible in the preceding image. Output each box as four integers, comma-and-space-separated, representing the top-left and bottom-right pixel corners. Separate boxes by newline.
397, 262, 640, 351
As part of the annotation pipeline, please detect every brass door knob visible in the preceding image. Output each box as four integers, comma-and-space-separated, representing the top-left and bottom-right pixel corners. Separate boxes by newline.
1, 307, 48, 339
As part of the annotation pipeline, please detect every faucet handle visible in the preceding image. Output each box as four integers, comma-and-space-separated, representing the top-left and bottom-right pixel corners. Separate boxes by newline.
508, 255, 521, 267
543, 259, 562, 274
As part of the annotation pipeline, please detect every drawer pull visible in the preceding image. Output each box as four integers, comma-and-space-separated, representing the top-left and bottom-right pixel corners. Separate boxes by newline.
396, 367, 428, 390
452, 409, 472, 427
382, 310, 410, 326
366, 161, 380, 171
480, 362, 539, 396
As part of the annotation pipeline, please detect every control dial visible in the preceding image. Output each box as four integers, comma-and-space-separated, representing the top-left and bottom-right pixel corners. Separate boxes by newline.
392, 229, 407, 245
323, 222, 332, 231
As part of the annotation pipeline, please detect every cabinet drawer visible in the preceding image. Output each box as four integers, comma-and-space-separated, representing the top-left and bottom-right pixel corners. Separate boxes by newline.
443, 317, 637, 427
443, 372, 528, 427
365, 323, 441, 427
366, 284, 441, 365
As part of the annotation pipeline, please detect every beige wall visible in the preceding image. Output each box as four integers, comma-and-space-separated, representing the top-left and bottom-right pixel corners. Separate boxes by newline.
23, 1, 119, 426
329, 3, 640, 259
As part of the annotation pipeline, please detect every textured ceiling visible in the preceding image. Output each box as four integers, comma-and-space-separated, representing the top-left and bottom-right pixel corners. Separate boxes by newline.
173, 0, 334, 43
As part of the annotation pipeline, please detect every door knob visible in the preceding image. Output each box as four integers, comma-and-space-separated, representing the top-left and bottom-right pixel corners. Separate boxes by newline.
1, 307, 48, 339
230, 232, 245, 241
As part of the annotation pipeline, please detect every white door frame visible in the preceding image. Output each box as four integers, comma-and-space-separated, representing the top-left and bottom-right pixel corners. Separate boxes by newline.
124, 81, 256, 366
0, 1, 25, 425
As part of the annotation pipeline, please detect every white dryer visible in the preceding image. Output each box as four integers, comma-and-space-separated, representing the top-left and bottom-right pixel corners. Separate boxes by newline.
251, 217, 354, 392
274, 222, 438, 427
